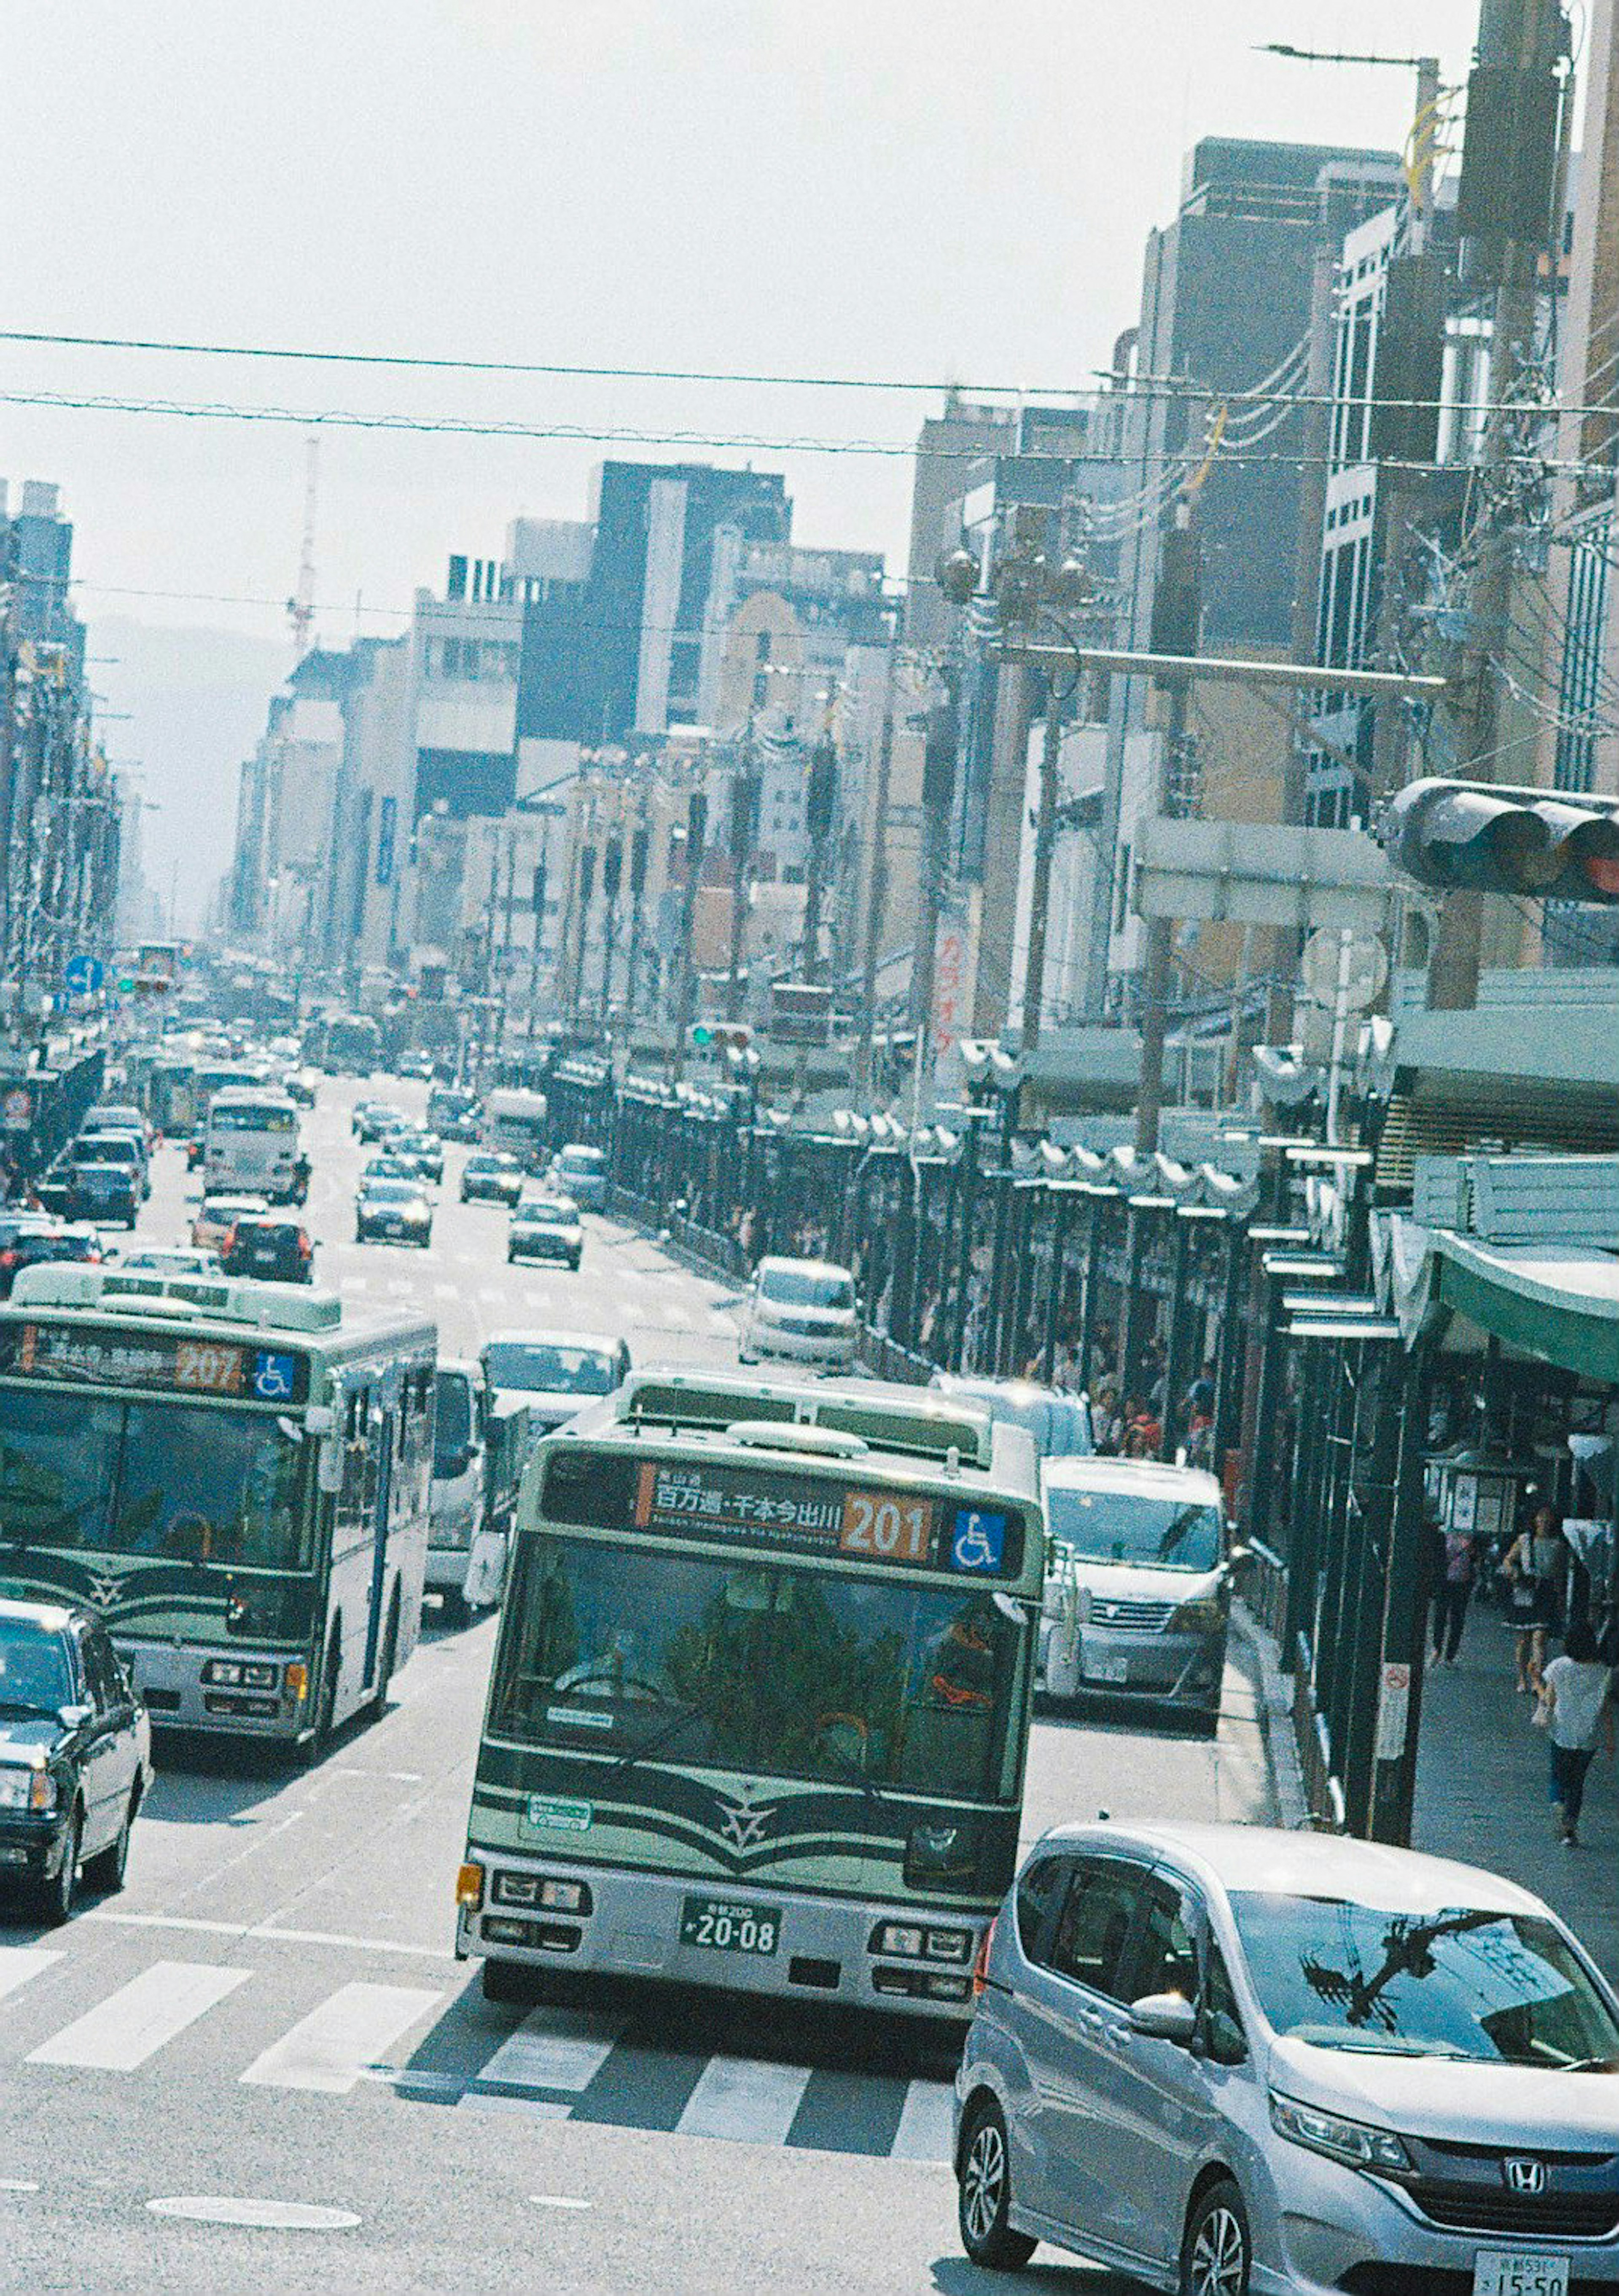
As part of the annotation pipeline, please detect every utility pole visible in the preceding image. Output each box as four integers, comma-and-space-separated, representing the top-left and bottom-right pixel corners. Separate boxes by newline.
726, 729, 758, 1025
598, 832, 623, 1028
908, 675, 959, 1123
1020, 682, 1063, 1052
800, 735, 837, 985
1428, 0, 1565, 1009
570, 842, 595, 1026
1134, 501, 1202, 1155
625, 818, 649, 1026
855, 643, 898, 1101
670, 788, 707, 1083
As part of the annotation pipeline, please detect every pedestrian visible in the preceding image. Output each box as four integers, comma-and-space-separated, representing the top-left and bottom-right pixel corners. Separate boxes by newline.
1430, 1521, 1478, 1668
1533, 1612, 1615, 1848
1503, 1504, 1571, 1690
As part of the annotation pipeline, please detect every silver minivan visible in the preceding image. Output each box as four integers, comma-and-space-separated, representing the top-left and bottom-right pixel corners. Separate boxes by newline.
1040, 1456, 1234, 1730
956, 1820, 1619, 2292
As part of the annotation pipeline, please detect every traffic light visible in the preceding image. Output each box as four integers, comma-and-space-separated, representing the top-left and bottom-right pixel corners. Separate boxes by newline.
688, 1022, 753, 1054
1381, 778, 1619, 902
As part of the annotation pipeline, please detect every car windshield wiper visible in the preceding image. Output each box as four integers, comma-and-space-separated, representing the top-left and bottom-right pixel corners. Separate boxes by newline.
0, 1696, 63, 1720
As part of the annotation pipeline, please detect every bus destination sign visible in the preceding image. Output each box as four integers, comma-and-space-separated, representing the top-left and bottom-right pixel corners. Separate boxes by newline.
634, 1458, 937, 1565
7, 1322, 309, 1405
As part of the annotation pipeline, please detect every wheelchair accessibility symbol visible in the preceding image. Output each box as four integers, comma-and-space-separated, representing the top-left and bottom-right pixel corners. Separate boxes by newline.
250, 1351, 298, 1402
950, 1508, 1007, 1574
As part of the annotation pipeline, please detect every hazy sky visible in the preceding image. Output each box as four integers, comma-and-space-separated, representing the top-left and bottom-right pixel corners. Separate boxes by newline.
0, 1, 1486, 912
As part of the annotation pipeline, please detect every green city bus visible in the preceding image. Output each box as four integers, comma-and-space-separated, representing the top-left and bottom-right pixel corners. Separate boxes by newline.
0, 1264, 436, 1754
456, 1370, 1044, 2017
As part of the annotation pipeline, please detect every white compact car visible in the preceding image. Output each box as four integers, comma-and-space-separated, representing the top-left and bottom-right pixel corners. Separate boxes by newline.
738, 1257, 858, 1371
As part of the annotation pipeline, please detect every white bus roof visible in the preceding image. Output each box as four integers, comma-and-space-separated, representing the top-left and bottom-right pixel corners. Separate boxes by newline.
598, 1367, 1030, 1483
4, 1262, 428, 1347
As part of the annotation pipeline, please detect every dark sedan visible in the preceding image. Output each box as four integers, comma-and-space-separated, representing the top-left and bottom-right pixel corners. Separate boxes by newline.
0, 1215, 106, 1297
355, 1175, 433, 1246
460, 1151, 524, 1207
65, 1160, 139, 1227
0, 1600, 152, 1925
508, 1192, 584, 1270
219, 1213, 316, 1284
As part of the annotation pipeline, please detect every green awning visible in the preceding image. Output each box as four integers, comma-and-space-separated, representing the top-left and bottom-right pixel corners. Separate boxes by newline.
1434, 1233, 1619, 1381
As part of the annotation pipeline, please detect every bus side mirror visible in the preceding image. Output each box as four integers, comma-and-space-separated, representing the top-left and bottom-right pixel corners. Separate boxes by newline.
316, 1435, 345, 1495
303, 1404, 336, 1437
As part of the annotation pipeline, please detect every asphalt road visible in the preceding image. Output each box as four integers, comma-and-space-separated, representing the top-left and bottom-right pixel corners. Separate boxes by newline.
0, 1076, 1279, 2296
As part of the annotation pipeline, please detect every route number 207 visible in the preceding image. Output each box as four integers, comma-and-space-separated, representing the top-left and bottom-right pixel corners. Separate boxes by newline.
839, 1492, 932, 1563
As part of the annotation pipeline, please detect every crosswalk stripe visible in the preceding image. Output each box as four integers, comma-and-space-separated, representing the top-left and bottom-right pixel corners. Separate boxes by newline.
889, 2079, 956, 2162
240, 1981, 441, 2094
472, 2008, 621, 2096
0, 1946, 62, 2004
674, 2054, 813, 2145
27, 1960, 248, 2071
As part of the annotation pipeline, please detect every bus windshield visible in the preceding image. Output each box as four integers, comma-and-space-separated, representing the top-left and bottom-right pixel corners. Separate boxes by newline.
209, 1102, 297, 1133
0, 1388, 310, 1569
490, 1535, 1018, 1797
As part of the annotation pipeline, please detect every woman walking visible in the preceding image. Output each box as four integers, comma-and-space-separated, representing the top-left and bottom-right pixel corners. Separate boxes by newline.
1430, 1523, 1477, 1668
1503, 1504, 1570, 1692
1535, 1615, 1615, 1847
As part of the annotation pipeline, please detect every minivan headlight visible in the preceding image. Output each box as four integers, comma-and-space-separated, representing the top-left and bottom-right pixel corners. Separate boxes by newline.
1269, 2092, 1412, 2174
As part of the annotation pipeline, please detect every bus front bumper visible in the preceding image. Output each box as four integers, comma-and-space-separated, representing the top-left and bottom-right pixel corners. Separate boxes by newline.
456, 1854, 981, 2019
118, 1639, 311, 1739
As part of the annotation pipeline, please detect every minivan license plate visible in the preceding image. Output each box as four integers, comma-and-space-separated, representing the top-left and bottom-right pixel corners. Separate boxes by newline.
679, 1896, 779, 1956
1474, 2255, 1570, 2296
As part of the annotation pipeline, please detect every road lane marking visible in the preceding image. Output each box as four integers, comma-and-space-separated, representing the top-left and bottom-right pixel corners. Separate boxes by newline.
0, 1947, 62, 2003
471, 2007, 620, 2095
530, 2195, 592, 2210
0, 2180, 39, 2193
673, 2054, 813, 2146
27, 1960, 248, 2071
81, 1909, 459, 1962
147, 2197, 360, 2230
240, 1981, 442, 2094
889, 2079, 956, 2162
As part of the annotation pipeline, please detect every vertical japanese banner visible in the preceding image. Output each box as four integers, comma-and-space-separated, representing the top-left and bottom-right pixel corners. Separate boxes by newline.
931, 903, 972, 1055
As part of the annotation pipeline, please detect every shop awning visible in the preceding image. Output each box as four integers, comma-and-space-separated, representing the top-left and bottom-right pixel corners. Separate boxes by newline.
1409, 1227, 1619, 1380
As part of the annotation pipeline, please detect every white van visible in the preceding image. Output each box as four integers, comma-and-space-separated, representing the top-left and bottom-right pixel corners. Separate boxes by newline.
202, 1087, 303, 1201
1039, 1454, 1237, 1731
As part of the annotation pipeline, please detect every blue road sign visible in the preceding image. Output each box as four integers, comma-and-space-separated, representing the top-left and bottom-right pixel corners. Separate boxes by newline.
64, 953, 105, 997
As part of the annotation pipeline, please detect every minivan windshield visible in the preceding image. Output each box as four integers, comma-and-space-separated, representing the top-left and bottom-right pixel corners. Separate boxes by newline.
433, 1370, 474, 1475
1231, 1892, 1619, 2070
759, 1266, 855, 1310
1045, 1483, 1221, 1572
484, 1341, 616, 1396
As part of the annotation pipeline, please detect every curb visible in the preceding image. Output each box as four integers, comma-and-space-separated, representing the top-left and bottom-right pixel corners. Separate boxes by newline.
1229, 1597, 1310, 1831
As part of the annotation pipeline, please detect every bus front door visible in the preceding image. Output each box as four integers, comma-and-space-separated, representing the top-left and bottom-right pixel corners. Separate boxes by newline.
363, 1411, 395, 1685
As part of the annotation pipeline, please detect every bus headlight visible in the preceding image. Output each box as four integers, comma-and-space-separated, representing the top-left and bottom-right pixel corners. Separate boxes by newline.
203, 1660, 279, 1690
870, 1920, 973, 1963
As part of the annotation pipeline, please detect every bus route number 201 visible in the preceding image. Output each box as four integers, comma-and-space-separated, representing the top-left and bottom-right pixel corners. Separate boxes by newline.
839, 1491, 932, 1564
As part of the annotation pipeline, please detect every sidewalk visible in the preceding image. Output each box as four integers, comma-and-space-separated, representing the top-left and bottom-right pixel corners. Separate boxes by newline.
1413, 1614, 1619, 1981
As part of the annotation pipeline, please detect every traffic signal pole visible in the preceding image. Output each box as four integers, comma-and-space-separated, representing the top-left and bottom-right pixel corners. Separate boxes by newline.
1428, 0, 1565, 1011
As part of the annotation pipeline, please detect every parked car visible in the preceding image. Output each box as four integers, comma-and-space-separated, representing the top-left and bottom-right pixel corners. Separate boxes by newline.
480, 1329, 631, 1431
460, 1150, 524, 1207
0, 1598, 153, 1925
65, 1159, 139, 1228
355, 1174, 433, 1247
191, 1192, 269, 1254
931, 1372, 1094, 1461
738, 1256, 859, 1370
396, 1050, 435, 1082
956, 1819, 1619, 2291
507, 1190, 584, 1270
0, 1215, 106, 1296
546, 1141, 607, 1209
219, 1212, 316, 1284
1038, 1455, 1236, 1729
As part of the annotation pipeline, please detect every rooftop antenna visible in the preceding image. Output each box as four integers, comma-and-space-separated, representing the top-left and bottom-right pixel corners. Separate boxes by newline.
288, 431, 319, 659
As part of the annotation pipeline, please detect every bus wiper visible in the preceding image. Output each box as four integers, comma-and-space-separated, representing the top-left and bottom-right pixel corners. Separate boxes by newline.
814, 1734, 893, 1809
609, 1701, 713, 1777
0, 1696, 62, 1720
